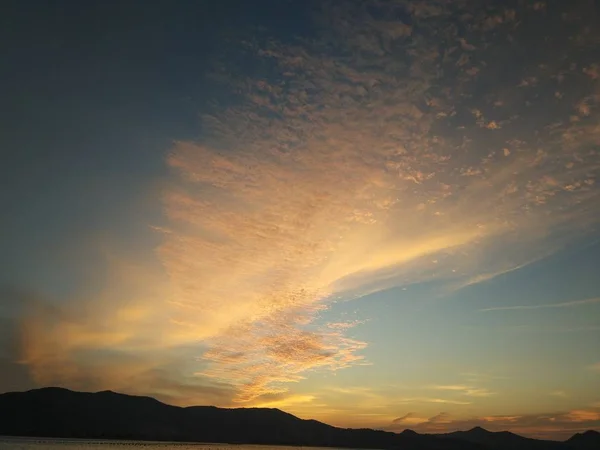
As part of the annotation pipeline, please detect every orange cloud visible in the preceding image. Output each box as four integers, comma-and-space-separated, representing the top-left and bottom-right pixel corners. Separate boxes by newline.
9, 0, 600, 408
564, 410, 600, 422
431, 385, 494, 397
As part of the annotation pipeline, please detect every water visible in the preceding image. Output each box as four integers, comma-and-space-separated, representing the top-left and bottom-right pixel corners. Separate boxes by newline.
0, 438, 343, 450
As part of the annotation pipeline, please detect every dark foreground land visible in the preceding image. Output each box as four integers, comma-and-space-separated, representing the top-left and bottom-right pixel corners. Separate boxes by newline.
1, 388, 598, 450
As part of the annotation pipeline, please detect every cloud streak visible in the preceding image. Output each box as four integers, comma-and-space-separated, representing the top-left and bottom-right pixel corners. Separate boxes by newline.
9, 0, 600, 406
479, 297, 600, 312
155, 0, 600, 402
431, 385, 495, 397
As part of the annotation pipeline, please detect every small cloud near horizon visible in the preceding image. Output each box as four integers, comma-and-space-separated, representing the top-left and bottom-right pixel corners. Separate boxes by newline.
479, 297, 600, 313
431, 385, 495, 397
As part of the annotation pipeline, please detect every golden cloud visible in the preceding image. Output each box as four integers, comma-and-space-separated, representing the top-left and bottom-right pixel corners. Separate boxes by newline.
12, 0, 600, 406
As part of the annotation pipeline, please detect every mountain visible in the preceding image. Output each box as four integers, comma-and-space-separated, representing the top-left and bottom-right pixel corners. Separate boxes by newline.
0, 388, 597, 450
566, 430, 600, 449
0, 387, 483, 449
437, 426, 567, 450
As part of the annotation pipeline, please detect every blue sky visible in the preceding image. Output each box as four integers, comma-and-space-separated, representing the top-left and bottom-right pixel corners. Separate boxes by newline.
1, 0, 600, 440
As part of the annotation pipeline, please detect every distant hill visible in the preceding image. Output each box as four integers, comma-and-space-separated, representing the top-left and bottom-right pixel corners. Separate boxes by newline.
0, 387, 482, 449
436, 426, 567, 450
0, 388, 596, 450
566, 430, 600, 449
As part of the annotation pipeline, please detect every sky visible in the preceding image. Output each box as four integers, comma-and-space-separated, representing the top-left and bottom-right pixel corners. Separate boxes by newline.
1, 0, 600, 441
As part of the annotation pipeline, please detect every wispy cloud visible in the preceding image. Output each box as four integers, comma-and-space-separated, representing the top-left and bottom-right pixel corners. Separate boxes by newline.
157, 0, 600, 402
396, 397, 472, 406
389, 412, 451, 431
564, 409, 600, 422
479, 297, 600, 312
432, 385, 470, 391
10, 0, 600, 405
432, 385, 495, 397
392, 412, 429, 426
428, 412, 452, 424
253, 394, 316, 409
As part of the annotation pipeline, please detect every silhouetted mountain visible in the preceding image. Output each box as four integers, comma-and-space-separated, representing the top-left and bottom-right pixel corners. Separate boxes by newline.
0, 387, 483, 449
0, 388, 597, 450
566, 430, 600, 449
437, 426, 577, 450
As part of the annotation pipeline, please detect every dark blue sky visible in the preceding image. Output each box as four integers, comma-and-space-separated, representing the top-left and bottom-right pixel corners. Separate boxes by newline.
1, 1, 313, 294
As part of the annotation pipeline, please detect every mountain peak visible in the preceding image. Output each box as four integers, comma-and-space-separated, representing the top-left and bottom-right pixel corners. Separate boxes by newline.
30, 387, 73, 393
567, 429, 600, 442
468, 426, 490, 433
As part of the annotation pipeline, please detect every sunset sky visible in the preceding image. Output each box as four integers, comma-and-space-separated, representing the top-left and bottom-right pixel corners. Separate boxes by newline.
1, 0, 600, 440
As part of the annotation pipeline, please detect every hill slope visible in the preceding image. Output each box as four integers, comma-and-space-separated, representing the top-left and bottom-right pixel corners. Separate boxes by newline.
566, 430, 600, 449
0, 387, 481, 449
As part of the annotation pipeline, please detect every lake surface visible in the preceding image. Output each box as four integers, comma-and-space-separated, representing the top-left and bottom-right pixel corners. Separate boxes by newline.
0, 438, 347, 450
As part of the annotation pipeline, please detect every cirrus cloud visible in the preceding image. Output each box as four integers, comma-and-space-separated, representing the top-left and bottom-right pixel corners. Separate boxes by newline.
10, 0, 600, 406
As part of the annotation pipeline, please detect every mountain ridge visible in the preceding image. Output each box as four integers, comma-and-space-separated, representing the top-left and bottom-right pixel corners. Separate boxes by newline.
436, 426, 569, 450
0, 387, 598, 450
